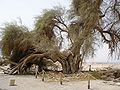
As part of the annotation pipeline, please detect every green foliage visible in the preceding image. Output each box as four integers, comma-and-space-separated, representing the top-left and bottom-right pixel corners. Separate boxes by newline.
34, 7, 65, 39
72, 0, 102, 30
33, 8, 64, 52
1, 22, 34, 64
35, 10, 56, 31
72, 0, 120, 59
81, 32, 97, 58
68, 22, 81, 43
1, 23, 28, 56
33, 11, 56, 52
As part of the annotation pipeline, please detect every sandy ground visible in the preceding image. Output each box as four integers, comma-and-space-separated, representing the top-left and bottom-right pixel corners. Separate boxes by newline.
1, 64, 120, 90
0, 72, 120, 90
82, 63, 120, 71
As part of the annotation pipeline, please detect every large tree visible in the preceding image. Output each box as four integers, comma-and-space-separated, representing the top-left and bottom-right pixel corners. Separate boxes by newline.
64, 0, 120, 73
1, 0, 120, 74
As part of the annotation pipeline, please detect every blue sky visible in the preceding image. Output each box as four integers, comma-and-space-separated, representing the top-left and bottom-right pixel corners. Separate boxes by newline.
0, 0, 119, 63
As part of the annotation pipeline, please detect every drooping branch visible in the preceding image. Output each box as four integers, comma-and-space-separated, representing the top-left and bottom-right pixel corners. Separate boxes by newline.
113, 0, 120, 20
95, 24, 120, 56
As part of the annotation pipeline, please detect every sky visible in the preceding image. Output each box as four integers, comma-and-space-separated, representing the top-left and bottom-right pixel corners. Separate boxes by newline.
0, 0, 119, 63
0, 0, 70, 29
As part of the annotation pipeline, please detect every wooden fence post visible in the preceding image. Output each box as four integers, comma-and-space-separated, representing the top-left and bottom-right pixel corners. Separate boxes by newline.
88, 65, 91, 89
88, 77, 90, 89
59, 72, 63, 85
35, 65, 38, 78
42, 69, 45, 81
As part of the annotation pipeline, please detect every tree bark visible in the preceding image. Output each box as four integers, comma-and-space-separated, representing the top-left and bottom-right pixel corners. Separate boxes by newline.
59, 54, 82, 74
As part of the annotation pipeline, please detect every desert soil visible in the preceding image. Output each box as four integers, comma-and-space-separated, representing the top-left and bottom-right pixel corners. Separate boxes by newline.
1, 64, 120, 90
0, 72, 120, 90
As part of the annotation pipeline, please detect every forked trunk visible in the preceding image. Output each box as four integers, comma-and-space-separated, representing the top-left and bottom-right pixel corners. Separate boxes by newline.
60, 54, 81, 74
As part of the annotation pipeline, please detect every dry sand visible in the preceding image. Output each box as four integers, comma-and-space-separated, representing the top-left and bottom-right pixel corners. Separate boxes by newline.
0, 72, 120, 90
1, 64, 120, 90
82, 63, 120, 71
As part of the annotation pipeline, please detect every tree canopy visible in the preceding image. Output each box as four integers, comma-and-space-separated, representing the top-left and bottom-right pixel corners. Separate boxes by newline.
0, 0, 120, 74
